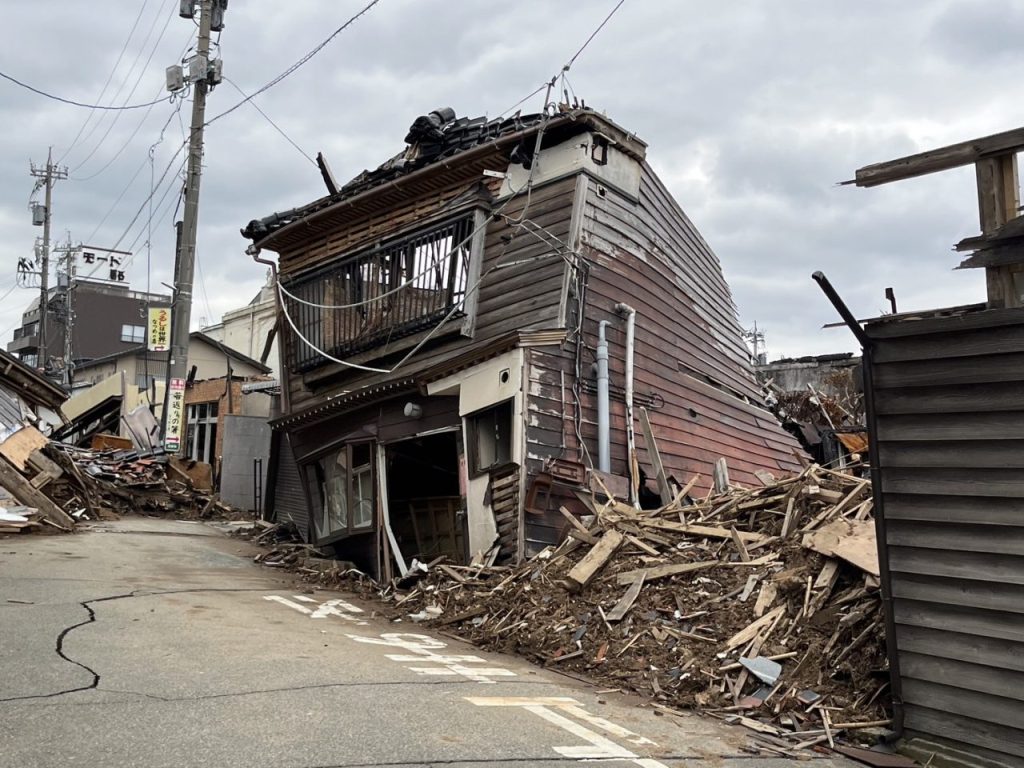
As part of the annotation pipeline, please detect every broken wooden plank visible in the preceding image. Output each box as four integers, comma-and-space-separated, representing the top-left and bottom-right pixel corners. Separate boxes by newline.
730, 526, 751, 562
623, 533, 660, 556
639, 519, 768, 544
713, 457, 730, 493
803, 519, 879, 577
753, 582, 777, 617
0, 454, 74, 529
565, 529, 624, 591
606, 571, 645, 622
639, 407, 673, 505
0, 426, 49, 472
615, 560, 718, 586
725, 605, 786, 650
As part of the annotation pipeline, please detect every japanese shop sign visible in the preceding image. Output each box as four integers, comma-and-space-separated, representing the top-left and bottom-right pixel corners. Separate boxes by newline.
148, 307, 171, 352
164, 378, 186, 452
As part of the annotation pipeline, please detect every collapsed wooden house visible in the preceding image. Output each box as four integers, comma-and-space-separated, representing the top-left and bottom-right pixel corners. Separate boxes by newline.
242, 107, 801, 574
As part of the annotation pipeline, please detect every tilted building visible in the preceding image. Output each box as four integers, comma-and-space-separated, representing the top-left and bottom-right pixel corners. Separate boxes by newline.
243, 107, 801, 575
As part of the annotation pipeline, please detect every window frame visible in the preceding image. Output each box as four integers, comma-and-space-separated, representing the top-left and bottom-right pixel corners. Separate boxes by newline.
185, 400, 219, 464
303, 439, 378, 545
465, 400, 514, 478
121, 324, 145, 344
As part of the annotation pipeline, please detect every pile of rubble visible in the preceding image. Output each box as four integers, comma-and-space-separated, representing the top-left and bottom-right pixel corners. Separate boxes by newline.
373, 464, 889, 752
0, 425, 248, 537
47, 444, 246, 521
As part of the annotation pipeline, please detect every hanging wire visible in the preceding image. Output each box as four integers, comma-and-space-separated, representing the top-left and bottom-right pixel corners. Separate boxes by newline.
222, 76, 316, 166
57, 0, 153, 164
206, 0, 382, 127
72, 1, 179, 175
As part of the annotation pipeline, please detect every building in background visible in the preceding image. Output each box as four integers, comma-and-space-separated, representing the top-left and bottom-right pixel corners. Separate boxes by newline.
200, 270, 280, 378
70, 331, 271, 392
5, 278, 170, 375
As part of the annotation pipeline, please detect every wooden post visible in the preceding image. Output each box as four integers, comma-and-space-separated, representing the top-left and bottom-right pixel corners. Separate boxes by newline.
977, 153, 1021, 308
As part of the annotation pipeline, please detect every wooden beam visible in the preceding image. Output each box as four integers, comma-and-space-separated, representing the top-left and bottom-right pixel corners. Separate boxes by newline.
565, 529, 623, 591
846, 126, 1024, 188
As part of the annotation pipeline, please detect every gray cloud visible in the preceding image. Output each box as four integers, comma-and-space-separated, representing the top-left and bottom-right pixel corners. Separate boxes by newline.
0, 0, 1021, 362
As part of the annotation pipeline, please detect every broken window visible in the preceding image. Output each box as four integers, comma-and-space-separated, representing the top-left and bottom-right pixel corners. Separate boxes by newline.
466, 401, 513, 476
306, 441, 376, 543
282, 212, 478, 371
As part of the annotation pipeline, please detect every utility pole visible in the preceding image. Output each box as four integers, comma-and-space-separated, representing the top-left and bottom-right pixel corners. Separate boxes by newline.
162, 0, 220, 453
29, 149, 67, 372
53, 239, 78, 388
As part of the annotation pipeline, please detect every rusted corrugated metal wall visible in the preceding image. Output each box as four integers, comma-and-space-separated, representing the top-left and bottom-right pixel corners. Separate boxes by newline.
864, 308, 1024, 767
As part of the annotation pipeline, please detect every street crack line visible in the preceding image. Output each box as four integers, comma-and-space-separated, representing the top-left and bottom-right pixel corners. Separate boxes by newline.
0, 587, 275, 704
0, 591, 138, 703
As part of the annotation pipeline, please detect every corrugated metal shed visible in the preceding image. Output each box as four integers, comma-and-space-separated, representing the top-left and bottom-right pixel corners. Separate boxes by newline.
864, 305, 1024, 768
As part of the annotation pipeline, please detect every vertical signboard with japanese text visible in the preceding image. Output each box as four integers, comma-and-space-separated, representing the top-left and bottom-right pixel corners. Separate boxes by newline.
164, 378, 186, 453
148, 307, 171, 352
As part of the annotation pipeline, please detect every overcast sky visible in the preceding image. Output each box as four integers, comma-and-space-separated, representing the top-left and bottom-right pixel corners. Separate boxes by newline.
1, 0, 1020, 362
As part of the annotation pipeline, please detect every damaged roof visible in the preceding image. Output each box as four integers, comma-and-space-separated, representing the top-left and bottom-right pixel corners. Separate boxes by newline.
0, 347, 68, 412
241, 107, 646, 249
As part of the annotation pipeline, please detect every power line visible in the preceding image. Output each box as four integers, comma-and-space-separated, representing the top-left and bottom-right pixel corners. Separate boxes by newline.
72, 2, 178, 174
206, 0, 382, 127
562, 0, 629, 73
73, 86, 188, 182
0, 70, 171, 111
222, 76, 316, 165
57, 0, 153, 164
81, 98, 188, 243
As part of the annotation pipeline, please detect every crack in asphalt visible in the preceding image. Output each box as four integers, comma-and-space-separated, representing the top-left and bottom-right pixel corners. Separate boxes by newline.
0, 591, 138, 703
0, 587, 281, 703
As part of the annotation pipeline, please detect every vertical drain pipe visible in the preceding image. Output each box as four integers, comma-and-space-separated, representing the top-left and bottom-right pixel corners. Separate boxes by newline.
596, 321, 611, 473
615, 303, 639, 507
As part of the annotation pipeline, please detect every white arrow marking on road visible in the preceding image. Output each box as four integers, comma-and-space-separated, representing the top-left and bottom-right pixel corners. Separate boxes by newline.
264, 595, 368, 625
466, 697, 668, 767
347, 632, 517, 683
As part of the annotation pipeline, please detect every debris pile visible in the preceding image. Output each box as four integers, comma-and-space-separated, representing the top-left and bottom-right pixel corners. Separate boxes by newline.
0, 426, 248, 536
384, 464, 890, 751
48, 445, 245, 521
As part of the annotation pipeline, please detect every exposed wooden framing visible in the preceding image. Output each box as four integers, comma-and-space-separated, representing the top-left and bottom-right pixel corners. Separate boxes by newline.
976, 154, 1022, 307
850, 129, 1023, 308
847, 126, 1024, 188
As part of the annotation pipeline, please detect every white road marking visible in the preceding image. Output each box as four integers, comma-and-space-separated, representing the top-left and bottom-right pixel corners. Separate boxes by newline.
467, 696, 668, 768
264, 595, 368, 625
347, 632, 517, 683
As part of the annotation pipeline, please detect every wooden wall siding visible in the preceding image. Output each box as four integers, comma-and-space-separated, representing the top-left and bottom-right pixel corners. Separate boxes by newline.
864, 311, 1024, 766
577, 172, 802, 491
522, 345, 579, 548
281, 177, 574, 416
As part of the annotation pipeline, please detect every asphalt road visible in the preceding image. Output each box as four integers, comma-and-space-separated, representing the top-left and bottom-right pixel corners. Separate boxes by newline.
0, 518, 851, 768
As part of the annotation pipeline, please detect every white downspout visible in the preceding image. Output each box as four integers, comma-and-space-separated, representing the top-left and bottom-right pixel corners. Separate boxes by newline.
596, 320, 611, 473
615, 303, 639, 508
